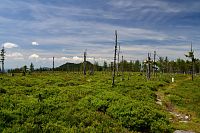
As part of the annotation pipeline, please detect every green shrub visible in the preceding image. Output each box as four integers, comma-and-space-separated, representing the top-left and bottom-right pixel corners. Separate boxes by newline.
0, 88, 6, 94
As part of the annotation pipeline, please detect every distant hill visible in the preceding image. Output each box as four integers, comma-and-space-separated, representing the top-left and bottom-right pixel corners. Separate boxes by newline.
55, 61, 96, 71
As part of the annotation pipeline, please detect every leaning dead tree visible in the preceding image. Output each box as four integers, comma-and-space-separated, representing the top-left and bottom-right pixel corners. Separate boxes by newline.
83, 49, 87, 76
112, 30, 118, 87
185, 43, 195, 81
0, 47, 5, 73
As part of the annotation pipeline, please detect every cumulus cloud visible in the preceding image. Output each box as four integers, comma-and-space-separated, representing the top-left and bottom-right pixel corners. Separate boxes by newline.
7, 52, 24, 59
53, 56, 108, 65
72, 56, 83, 61
29, 54, 39, 59
2, 42, 18, 49
55, 57, 70, 61
32, 41, 39, 46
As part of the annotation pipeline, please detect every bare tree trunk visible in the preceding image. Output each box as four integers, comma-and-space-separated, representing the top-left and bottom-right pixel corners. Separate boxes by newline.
112, 30, 118, 87
153, 51, 156, 77
53, 57, 54, 72
147, 53, 151, 80
84, 50, 87, 76
122, 55, 124, 81
117, 43, 120, 76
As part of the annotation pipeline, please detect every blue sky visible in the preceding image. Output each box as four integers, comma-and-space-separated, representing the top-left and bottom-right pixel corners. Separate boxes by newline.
0, 0, 200, 69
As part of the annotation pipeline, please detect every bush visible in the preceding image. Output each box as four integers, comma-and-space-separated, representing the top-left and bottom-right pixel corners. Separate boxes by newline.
0, 88, 6, 94
107, 99, 172, 132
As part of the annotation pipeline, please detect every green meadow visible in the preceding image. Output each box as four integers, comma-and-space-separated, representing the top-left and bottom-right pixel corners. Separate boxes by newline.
0, 72, 199, 132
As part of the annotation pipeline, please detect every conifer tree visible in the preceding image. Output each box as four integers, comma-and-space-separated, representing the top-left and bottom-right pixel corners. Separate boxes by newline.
30, 63, 34, 72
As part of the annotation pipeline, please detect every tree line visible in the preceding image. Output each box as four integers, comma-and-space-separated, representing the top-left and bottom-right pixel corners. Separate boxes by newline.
6, 57, 200, 74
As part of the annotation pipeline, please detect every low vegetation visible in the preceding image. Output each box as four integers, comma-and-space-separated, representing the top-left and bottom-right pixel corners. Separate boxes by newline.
0, 72, 199, 132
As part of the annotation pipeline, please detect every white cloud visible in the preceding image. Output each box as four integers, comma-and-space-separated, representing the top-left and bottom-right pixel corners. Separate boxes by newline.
32, 41, 39, 46
29, 54, 39, 59
3, 42, 18, 49
72, 56, 82, 61
55, 57, 69, 61
7, 52, 23, 59
0, 1, 199, 68
108, 0, 182, 13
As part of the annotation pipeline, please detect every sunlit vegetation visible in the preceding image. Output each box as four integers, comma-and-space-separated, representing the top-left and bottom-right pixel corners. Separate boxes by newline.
0, 71, 200, 132
0, 72, 173, 132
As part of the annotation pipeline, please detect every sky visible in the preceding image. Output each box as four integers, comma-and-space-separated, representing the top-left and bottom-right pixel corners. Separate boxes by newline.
0, 0, 200, 69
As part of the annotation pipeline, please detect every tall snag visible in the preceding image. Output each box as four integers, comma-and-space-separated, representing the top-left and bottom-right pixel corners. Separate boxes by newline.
112, 30, 118, 87
117, 43, 120, 76
122, 55, 124, 81
53, 57, 55, 72
83, 49, 87, 76
153, 51, 156, 77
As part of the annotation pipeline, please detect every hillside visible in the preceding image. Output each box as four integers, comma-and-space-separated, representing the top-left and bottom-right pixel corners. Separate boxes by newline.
56, 61, 103, 71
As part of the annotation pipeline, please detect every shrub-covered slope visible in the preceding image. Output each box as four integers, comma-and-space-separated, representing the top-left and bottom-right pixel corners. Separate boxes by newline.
0, 72, 177, 132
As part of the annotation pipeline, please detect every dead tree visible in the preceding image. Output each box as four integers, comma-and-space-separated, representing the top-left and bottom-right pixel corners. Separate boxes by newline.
153, 51, 156, 77
53, 57, 55, 72
144, 53, 152, 80
147, 53, 151, 80
83, 50, 87, 76
122, 55, 124, 81
185, 43, 195, 81
117, 43, 120, 76
0, 47, 5, 73
112, 30, 118, 87
90, 57, 95, 75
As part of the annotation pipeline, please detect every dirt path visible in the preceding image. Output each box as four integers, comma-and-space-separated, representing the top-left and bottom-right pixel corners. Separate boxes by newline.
156, 76, 197, 133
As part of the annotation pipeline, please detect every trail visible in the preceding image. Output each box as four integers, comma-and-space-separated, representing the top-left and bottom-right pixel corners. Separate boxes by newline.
156, 76, 196, 133
157, 76, 191, 121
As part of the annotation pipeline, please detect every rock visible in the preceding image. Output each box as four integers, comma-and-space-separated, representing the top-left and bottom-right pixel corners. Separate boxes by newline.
157, 98, 162, 102
156, 101, 162, 105
156, 97, 162, 105
184, 115, 190, 121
